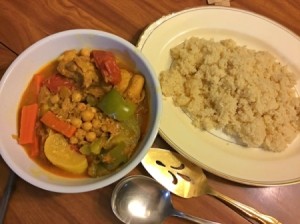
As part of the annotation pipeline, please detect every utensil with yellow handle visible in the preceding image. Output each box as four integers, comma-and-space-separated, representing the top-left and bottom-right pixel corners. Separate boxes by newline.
142, 148, 282, 224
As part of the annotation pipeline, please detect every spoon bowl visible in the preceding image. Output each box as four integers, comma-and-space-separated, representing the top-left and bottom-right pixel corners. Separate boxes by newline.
111, 175, 221, 224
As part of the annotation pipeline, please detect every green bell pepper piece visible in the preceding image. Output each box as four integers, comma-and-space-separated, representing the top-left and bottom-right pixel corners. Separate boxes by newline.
97, 89, 136, 121
102, 142, 128, 171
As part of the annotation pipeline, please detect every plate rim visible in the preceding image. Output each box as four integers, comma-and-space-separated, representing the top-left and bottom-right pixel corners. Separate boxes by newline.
137, 6, 300, 50
136, 6, 300, 186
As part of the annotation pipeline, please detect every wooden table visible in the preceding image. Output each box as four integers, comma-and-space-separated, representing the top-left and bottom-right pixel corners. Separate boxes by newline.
0, 1, 300, 223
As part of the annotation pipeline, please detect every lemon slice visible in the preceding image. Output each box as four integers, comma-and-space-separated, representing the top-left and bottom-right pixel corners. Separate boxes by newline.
44, 133, 88, 174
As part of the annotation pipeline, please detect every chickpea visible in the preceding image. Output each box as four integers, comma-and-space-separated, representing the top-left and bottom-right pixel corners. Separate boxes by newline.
50, 94, 60, 104
51, 104, 59, 111
80, 48, 91, 57
81, 110, 95, 122
92, 119, 101, 129
86, 132, 96, 142
40, 103, 50, 115
69, 136, 79, 144
75, 129, 86, 140
82, 122, 92, 131
71, 117, 82, 128
72, 91, 82, 103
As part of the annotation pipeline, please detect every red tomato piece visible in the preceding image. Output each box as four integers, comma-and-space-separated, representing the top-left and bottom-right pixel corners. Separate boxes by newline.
43, 74, 74, 93
92, 50, 121, 85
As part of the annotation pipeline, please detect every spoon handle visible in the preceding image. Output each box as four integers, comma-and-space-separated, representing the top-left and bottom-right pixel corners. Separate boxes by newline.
207, 188, 281, 224
0, 170, 16, 223
172, 209, 221, 224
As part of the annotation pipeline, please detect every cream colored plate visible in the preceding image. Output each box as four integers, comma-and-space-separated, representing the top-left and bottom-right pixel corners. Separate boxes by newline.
137, 6, 300, 186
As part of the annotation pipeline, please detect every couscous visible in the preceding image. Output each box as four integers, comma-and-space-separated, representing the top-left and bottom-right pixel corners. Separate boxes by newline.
160, 37, 300, 152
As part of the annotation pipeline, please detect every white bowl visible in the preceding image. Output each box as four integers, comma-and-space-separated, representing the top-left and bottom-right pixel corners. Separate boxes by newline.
0, 29, 162, 193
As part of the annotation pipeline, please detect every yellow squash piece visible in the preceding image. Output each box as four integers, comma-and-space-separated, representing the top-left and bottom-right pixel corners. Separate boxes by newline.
44, 133, 88, 174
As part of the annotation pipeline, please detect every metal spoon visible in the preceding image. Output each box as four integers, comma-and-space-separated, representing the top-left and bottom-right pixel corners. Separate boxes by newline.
111, 175, 221, 224
142, 148, 282, 224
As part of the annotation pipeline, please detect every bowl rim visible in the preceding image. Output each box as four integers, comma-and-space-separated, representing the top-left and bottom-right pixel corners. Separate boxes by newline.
0, 29, 162, 193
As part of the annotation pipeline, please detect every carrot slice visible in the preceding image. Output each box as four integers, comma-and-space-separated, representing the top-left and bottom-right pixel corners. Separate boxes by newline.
19, 103, 39, 145
40, 111, 76, 138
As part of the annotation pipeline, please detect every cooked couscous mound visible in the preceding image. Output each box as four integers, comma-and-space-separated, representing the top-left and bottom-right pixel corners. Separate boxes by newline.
160, 37, 300, 152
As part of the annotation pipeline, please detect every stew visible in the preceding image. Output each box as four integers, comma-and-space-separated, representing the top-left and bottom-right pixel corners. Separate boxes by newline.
18, 49, 149, 178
